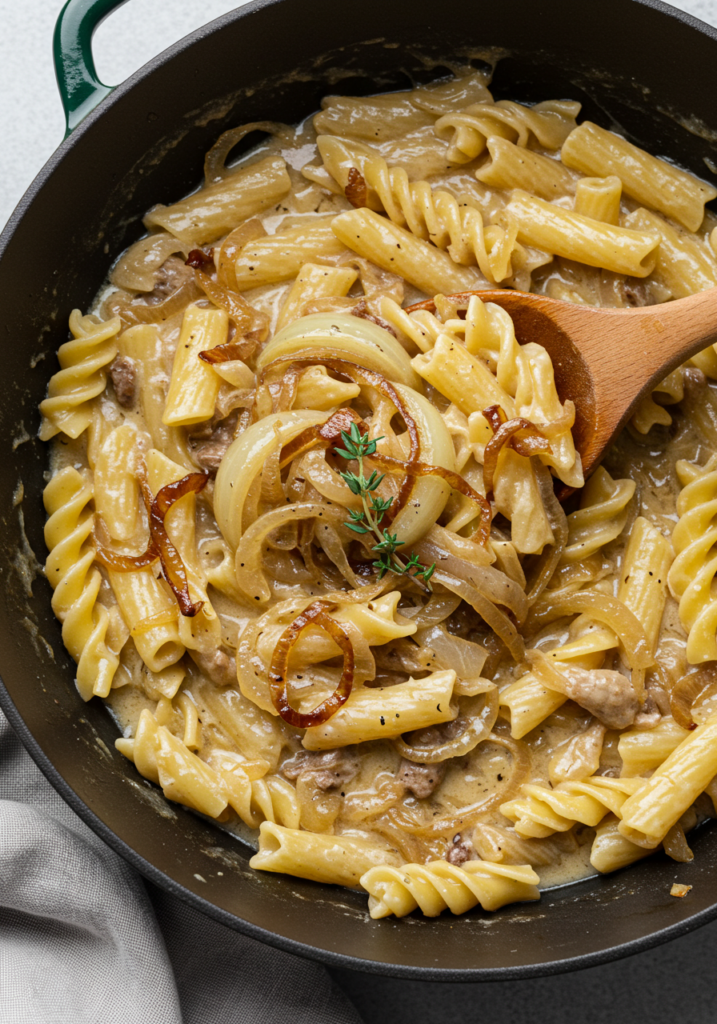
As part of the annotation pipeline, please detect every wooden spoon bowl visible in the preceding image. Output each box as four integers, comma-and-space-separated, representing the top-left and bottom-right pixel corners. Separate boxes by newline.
408, 288, 717, 477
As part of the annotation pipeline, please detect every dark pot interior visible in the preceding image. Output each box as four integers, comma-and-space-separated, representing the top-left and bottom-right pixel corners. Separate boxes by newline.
2, 0, 717, 979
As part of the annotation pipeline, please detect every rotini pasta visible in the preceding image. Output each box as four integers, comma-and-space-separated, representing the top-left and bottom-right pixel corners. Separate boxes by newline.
434, 98, 580, 164
39, 311, 120, 441
43, 468, 120, 700
670, 455, 717, 663
360, 859, 540, 918
500, 776, 645, 839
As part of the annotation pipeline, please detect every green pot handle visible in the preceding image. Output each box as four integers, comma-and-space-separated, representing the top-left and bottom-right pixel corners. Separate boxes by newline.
54, 0, 130, 135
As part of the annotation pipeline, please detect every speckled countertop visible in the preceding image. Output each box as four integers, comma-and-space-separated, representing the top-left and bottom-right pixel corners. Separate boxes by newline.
2, 2, 717, 1021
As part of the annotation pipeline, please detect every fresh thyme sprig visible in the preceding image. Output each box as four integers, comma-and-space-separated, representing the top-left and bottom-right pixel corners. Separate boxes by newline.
335, 422, 436, 590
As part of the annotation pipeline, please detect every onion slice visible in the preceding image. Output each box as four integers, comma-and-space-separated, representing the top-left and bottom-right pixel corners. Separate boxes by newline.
268, 600, 354, 728
256, 312, 421, 389
203, 121, 291, 184
482, 404, 552, 499
528, 590, 653, 671
525, 459, 569, 603
393, 688, 498, 763
388, 729, 530, 836
266, 358, 460, 544
194, 268, 268, 337
94, 471, 209, 617
235, 502, 351, 603
435, 570, 525, 662
372, 450, 492, 546
669, 665, 717, 729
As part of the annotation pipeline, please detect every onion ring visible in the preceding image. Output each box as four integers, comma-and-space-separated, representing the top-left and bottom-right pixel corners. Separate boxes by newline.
94, 471, 208, 617
268, 600, 354, 728
393, 688, 499, 763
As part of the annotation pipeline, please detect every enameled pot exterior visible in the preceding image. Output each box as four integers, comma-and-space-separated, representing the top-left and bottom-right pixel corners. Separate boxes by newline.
2, 0, 717, 979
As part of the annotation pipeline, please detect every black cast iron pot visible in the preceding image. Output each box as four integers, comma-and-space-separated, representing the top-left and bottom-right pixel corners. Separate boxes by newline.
2, 0, 717, 981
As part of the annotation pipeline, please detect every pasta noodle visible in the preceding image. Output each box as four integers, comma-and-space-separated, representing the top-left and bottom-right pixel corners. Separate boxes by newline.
619, 714, 717, 847
145, 154, 291, 245
38, 69, 717, 921
233, 218, 349, 290
504, 191, 660, 277
435, 98, 580, 164
39, 312, 120, 441
500, 776, 645, 839
43, 468, 120, 700
561, 121, 717, 232
317, 135, 541, 287
670, 455, 717, 663
360, 859, 540, 918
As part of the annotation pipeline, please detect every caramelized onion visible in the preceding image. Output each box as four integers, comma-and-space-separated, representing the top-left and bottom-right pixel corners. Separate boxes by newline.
107, 279, 202, 327
217, 219, 267, 291
198, 338, 258, 364
235, 502, 352, 603
669, 665, 717, 729
371, 450, 492, 546
482, 404, 552, 498
94, 472, 208, 618
351, 298, 398, 338
268, 600, 354, 727
93, 546, 159, 572
526, 648, 572, 692
414, 623, 488, 680
281, 397, 491, 545
414, 530, 528, 622
393, 688, 498, 763
186, 248, 215, 271
265, 356, 431, 533
345, 167, 368, 208
399, 592, 461, 627
300, 450, 363, 509
194, 267, 267, 336
279, 407, 366, 468
388, 728, 530, 836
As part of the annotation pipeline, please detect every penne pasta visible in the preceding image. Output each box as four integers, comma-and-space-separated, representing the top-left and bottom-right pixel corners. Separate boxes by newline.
505, 190, 660, 276
234, 218, 349, 290
561, 121, 717, 232
163, 305, 229, 426
145, 154, 291, 244
623, 207, 717, 298
476, 137, 576, 199
573, 175, 622, 225
303, 671, 457, 750
331, 207, 483, 295
619, 714, 717, 848
275, 263, 358, 331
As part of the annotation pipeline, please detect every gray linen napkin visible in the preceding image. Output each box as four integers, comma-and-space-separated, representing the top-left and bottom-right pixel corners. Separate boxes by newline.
0, 709, 361, 1024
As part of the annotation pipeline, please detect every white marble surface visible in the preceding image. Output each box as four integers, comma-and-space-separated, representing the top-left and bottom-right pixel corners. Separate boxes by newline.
0, 0, 716, 231
0, 0, 245, 230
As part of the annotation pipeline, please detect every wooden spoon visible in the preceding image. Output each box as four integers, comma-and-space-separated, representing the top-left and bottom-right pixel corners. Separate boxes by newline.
406, 288, 717, 477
